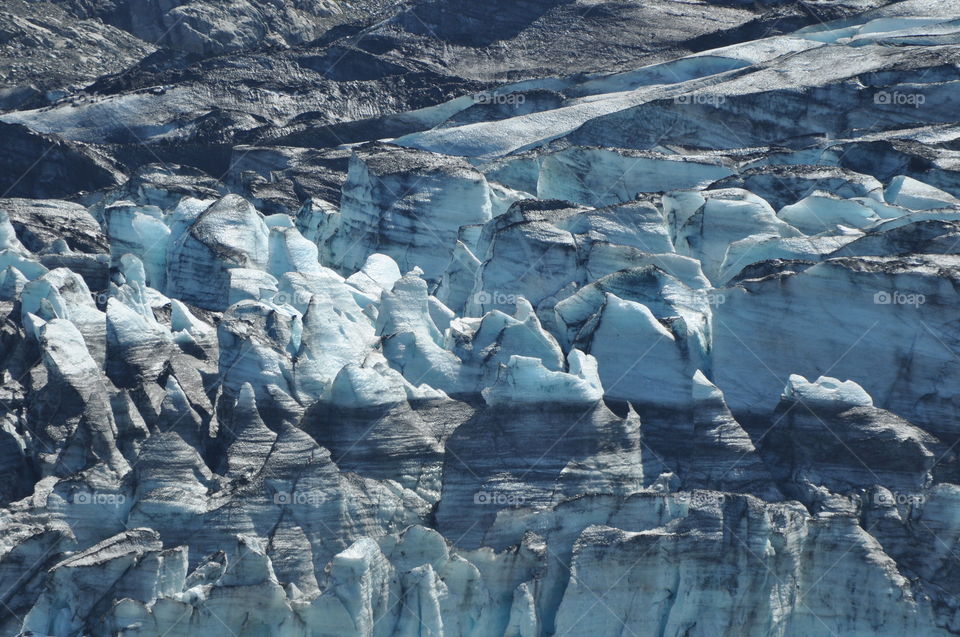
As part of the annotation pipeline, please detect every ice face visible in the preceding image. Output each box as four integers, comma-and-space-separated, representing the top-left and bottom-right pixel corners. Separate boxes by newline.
319, 145, 493, 284
6, 174, 960, 634
885, 175, 960, 211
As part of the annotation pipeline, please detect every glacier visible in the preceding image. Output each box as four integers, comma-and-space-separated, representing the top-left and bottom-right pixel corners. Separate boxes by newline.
1, 0, 960, 635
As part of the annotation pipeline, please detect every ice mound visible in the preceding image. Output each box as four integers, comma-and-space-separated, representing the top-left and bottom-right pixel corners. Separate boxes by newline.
482, 349, 604, 406
783, 374, 874, 409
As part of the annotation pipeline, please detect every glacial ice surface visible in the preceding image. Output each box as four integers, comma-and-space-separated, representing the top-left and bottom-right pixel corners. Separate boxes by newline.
3, 4, 960, 636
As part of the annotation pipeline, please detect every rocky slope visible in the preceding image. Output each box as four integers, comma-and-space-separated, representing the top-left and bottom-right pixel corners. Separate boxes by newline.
1, 0, 960, 635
